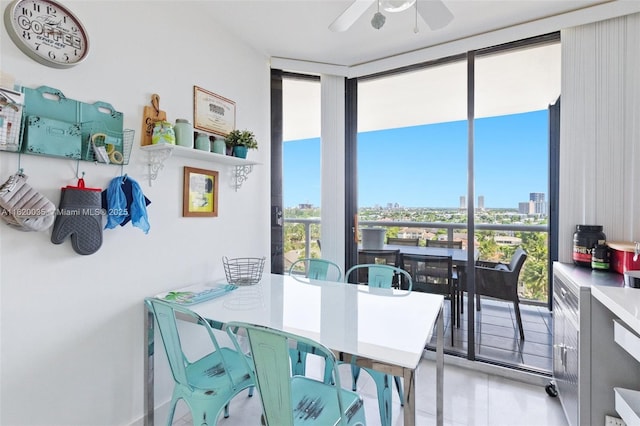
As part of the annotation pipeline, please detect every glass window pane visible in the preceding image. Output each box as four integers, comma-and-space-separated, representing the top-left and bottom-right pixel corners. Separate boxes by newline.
357, 61, 468, 247
282, 78, 321, 266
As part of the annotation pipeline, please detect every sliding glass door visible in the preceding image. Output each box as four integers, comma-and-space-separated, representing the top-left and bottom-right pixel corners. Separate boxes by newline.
354, 35, 560, 371
272, 34, 560, 373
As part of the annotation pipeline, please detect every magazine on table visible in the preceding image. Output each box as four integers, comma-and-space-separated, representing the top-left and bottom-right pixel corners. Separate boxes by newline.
155, 282, 237, 305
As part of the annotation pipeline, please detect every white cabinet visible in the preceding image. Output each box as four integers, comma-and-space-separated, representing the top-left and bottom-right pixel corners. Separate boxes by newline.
552, 263, 640, 426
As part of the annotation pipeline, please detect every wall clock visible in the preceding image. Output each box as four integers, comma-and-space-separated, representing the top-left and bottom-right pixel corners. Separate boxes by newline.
3, 0, 90, 68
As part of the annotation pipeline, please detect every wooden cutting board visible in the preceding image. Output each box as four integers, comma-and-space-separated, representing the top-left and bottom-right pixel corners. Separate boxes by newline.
140, 93, 166, 146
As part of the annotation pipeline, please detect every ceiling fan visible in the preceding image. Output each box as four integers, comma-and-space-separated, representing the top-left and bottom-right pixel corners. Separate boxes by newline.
329, 0, 454, 32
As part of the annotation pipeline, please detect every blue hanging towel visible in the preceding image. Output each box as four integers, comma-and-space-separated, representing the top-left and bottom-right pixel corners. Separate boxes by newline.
104, 176, 151, 234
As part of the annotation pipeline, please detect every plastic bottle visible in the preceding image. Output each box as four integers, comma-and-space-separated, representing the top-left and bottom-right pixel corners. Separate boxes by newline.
174, 119, 193, 148
591, 240, 610, 270
573, 225, 606, 267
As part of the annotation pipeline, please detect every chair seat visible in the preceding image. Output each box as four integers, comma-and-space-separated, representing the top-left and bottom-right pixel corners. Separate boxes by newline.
290, 376, 364, 425
186, 347, 254, 392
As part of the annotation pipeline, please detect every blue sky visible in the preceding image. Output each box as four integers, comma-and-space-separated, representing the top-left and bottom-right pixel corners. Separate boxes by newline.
283, 110, 549, 209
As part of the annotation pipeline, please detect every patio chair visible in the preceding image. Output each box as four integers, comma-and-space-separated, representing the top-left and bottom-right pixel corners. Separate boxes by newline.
386, 237, 420, 246
426, 239, 463, 248
357, 249, 400, 287
287, 258, 342, 377
226, 322, 367, 426
425, 239, 463, 316
144, 298, 255, 426
343, 263, 412, 426
401, 253, 455, 345
474, 247, 528, 340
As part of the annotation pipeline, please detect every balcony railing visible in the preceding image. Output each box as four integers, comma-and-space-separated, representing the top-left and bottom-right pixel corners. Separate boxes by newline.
284, 217, 550, 303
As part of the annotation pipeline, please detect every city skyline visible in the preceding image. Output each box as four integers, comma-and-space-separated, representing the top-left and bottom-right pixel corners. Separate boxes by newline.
283, 110, 549, 209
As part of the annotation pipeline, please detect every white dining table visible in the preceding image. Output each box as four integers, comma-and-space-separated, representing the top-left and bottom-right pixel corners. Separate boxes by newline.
144, 273, 444, 426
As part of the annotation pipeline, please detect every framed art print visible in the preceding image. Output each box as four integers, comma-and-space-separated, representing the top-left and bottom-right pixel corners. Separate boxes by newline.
183, 166, 219, 217
193, 86, 236, 137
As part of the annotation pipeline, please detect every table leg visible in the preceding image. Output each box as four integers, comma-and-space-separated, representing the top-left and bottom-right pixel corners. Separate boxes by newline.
437, 305, 444, 426
144, 305, 154, 426
403, 367, 415, 426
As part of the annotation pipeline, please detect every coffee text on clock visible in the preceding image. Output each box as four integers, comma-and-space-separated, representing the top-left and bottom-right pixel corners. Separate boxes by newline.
17, 14, 83, 50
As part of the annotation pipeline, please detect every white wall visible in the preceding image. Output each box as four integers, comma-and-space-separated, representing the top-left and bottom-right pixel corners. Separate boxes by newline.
0, 2, 270, 425
559, 12, 640, 262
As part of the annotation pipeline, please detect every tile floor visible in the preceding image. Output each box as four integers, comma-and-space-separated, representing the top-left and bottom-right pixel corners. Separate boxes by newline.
433, 296, 553, 374
172, 354, 567, 426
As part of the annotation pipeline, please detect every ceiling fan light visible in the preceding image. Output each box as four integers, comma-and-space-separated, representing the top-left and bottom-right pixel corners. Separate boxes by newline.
371, 11, 386, 29
382, 0, 416, 13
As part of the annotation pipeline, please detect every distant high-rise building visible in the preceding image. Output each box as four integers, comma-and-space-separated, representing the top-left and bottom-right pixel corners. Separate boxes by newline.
530, 192, 545, 202
519, 201, 534, 215
478, 195, 485, 210
529, 193, 547, 215
459, 196, 466, 209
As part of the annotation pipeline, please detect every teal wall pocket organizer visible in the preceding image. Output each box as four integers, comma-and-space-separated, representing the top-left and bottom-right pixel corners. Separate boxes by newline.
18, 86, 133, 165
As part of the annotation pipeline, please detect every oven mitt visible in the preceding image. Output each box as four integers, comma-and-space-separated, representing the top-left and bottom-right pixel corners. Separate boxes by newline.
50, 187, 103, 255
0, 172, 56, 232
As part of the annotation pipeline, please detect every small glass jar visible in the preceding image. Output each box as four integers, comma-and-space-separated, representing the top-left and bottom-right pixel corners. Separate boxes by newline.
195, 133, 210, 151
212, 137, 226, 154
151, 121, 175, 145
174, 119, 193, 148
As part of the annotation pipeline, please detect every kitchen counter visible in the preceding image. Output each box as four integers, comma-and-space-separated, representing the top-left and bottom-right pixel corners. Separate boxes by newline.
553, 262, 640, 426
591, 283, 640, 335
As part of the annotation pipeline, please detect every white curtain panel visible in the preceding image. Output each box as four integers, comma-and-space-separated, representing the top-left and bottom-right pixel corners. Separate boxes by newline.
559, 12, 640, 262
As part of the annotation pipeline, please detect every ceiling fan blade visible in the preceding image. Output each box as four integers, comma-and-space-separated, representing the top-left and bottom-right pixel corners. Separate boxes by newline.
417, 0, 454, 31
329, 0, 376, 32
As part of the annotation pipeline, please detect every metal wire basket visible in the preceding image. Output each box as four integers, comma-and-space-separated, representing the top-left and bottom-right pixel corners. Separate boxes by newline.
222, 256, 266, 285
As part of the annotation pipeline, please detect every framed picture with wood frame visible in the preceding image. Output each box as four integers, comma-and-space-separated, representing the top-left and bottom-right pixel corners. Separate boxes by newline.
183, 166, 219, 217
193, 85, 236, 137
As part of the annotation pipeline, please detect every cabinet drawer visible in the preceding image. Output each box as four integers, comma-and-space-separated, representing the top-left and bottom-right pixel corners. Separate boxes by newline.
614, 319, 640, 363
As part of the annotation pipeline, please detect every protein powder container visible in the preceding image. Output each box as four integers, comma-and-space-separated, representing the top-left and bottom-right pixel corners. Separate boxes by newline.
591, 240, 610, 270
573, 225, 606, 267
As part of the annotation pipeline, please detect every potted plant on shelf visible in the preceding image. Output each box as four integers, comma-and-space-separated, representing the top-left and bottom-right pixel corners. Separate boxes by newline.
224, 129, 258, 159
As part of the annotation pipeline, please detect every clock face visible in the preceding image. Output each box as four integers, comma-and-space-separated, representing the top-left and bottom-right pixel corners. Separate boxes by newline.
3, 0, 89, 68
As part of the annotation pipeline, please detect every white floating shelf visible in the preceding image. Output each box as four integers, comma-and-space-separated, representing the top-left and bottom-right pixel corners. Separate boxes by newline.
140, 144, 260, 190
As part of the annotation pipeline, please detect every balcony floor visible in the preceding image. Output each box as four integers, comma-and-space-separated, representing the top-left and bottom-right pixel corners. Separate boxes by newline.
430, 297, 553, 373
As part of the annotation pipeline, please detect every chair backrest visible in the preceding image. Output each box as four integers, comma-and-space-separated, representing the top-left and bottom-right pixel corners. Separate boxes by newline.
475, 248, 528, 298
401, 254, 453, 295
345, 263, 412, 291
509, 247, 528, 273
226, 322, 347, 426
425, 239, 462, 249
288, 258, 342, 282
387, 237, 420, 246
145, 298, 234, 390
357, 249, 400, 266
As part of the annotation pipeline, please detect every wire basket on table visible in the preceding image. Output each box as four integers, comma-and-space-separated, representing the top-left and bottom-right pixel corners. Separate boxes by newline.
223, 256, 266, 286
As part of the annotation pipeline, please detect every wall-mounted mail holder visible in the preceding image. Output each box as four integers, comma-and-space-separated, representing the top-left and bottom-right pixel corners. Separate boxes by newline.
0, 87, 24, 153
16, 86, 133, 165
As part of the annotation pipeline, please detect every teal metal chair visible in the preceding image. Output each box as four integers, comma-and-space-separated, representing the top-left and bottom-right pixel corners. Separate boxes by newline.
226, 321, 367, 426
287, 258, 343, 379
343, 263, 413, 426
145, 298, 255, 426
288, 258, 342, 282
